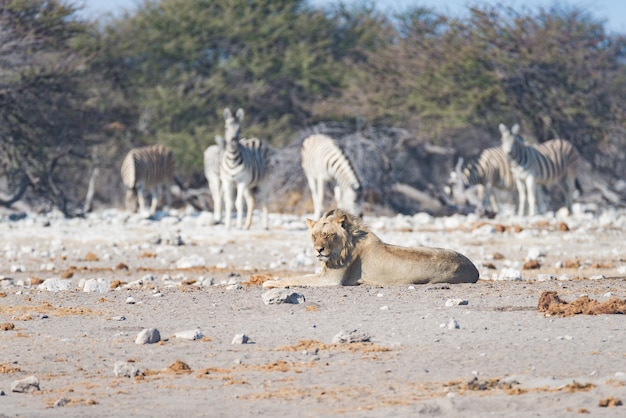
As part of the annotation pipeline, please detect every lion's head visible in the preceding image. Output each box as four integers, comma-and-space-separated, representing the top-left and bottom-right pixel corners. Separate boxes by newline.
305, 209, 368, 269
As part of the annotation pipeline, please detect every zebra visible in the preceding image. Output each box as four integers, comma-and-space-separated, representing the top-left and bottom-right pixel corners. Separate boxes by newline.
120, 144, 175, 216
499, 123, 581, 216
220, 107, 270, 229
448, 146, 520, 214
204, 135, 225, 224
300, 134, 363, 220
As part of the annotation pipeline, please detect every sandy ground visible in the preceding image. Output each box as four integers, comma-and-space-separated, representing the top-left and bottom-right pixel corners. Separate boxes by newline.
1, 204, 626, 417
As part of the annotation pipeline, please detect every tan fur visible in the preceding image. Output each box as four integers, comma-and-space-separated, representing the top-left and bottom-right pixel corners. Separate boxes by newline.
263, 209, 479, 288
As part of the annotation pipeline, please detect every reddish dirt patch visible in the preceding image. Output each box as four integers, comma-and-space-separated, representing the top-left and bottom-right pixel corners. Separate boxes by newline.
0, 322, 15, 331
538, 291, 626, 316
599, 396, 623, 407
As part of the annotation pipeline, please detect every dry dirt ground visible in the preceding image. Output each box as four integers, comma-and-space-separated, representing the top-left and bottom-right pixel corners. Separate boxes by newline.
1, 204, 625, 417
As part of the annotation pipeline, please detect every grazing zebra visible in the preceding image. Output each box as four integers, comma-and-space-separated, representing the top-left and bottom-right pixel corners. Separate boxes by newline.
301, 134, 363, 220
120, 144, 175, 216
204, 135, 225, 224
220, 107, 269, 229
448, 147, 520, 213
499, 123, 581, 216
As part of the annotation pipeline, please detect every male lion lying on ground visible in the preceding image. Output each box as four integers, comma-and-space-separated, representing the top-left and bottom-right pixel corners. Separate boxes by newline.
263, 209, 479, 288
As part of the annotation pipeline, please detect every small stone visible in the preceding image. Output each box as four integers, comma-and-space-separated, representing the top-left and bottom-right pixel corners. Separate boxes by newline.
497, 268, 522, 281
125, 297, 136, 304
262, 289, 305, 305
83, 278, 110, 293
114, 361, 140, 377
231, 334, 249, 344
110, 316, 126, 321
175, 329, 204, 340
135, 328, 161, 344
54, 397, 70, 407
11, 375, 40, 393
445, 299, 468, 307
332, 329, 370, 344
447, 319, 460, 330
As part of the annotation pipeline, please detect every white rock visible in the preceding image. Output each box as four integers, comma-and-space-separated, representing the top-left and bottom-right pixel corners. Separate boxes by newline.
176, 255, 206, 269
332, 329, 371, 344
496, 268, 522, 281
262, 289, 306, 305
11, 375, 40, 393
114, 361, 140, 377
447, 319, 460, 329
231, 334, 249, 344
37, 278, 72, 292
83, 278, 110, 293
445, 299, 469, 307
526, 247, 546, 260
175, 329, 204, 340
135, 328, 161, 344
125, 297, 136, 304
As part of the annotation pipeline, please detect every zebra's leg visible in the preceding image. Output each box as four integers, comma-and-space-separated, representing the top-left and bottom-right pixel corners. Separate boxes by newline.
222, 178, 235, 229
137, 183, 147, 214
563, 175, 576, 215
515, 179, 526, 216
208, 176, 222, 223
306, 176, 320, 219
314, 177, 326, 219
149, 186, 159, 216
238, 183, 254, 229
258, 180, 270, 230
334, 184, 344, 211
164, 182, 172, 213
525, 177, 537, 216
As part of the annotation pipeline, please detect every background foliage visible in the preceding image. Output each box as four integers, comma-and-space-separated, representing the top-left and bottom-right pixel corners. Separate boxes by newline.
1, 0, 625, 215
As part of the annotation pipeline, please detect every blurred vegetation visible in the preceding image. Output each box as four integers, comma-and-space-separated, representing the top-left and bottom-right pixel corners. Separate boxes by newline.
1, 0, 625, 215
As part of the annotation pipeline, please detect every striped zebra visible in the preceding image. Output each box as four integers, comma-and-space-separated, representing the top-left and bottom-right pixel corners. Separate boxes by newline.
120, 144, 175, 216
204, 135, 225, 224
301, 134, 363, 220
448, 147, 519, 213
499, 123, 580, 216
220, 107, 269, 229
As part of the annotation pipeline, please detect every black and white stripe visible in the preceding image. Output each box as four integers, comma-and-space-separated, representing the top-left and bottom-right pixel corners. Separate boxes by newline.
450, 147, 518, 213
220, 107, 269, 229
120, 144, 175, 216
499, 123, 580, 216
301, 134, 363, 219
204, 135, 225, 223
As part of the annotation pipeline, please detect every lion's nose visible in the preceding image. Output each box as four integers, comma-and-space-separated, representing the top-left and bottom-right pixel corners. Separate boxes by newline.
315, 247, 325, 255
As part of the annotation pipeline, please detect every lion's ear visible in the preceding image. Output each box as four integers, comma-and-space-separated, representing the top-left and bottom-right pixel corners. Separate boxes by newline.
334, 213, 347, 229
305, 218, 316, 230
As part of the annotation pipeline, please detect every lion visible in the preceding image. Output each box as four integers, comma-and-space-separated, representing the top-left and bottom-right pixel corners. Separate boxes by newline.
263, 209, 479, 288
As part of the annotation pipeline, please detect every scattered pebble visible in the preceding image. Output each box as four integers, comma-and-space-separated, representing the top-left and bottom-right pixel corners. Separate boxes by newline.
135, 328, 161, 344
447, 319, 460, 330
114, 361, 141, 377
11, 375, 40, 393
231, 334, 249, 344
332, 329, 370, 344
445, 299, 468, 307
262, 289, 306, 305
175, 329, 204, 341
125, 297, 136, 304
54, 397, 70, 407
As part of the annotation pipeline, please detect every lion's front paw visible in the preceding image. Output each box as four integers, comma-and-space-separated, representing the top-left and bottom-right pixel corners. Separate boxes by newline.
262, 280, 285, 289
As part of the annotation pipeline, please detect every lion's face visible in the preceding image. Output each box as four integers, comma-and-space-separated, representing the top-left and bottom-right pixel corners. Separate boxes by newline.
306, 215, 350, 266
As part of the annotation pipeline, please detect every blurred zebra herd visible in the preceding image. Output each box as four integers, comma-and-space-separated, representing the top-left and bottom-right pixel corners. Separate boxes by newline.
120, 107, 589, 228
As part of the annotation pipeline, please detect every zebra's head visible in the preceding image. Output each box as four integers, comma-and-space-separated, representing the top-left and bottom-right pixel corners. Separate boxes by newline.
499, 123, 522, 156
223, 107, 244, 143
